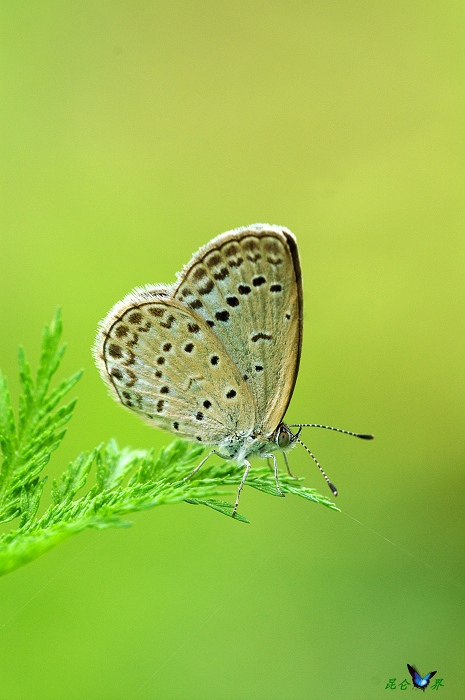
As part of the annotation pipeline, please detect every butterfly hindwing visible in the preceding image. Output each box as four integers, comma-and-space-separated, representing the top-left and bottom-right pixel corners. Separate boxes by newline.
96, 294, 255, 444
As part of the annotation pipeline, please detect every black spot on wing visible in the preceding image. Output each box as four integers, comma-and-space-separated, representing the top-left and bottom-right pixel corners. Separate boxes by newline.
238, 284, 251, 295
251, 332, 272, 342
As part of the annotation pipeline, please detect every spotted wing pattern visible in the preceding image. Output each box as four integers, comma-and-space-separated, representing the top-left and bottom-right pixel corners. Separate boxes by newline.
95, 295, 255, 444
173, 225, 303, 435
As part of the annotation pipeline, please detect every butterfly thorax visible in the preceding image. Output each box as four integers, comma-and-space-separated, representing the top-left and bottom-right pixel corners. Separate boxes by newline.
218, 422, 296, 462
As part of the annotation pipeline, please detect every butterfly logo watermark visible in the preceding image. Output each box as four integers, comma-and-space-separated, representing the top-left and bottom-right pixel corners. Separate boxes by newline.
385, 664, 444, 691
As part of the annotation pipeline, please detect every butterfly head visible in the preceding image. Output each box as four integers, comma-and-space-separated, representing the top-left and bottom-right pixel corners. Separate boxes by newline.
274, 423, 300, 450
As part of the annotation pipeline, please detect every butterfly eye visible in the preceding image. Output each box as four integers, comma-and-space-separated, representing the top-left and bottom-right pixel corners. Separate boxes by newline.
276, 426, 291, 449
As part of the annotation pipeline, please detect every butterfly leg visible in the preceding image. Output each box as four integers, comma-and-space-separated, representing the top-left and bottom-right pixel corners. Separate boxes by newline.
232, 460, 252, 517
261, 453, 285, 497
183, 450, 226, 482
283, 451, 298, 479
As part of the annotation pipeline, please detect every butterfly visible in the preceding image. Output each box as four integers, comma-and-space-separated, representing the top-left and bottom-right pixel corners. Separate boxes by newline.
94, 224, 373, 515
407, 664, 437, 691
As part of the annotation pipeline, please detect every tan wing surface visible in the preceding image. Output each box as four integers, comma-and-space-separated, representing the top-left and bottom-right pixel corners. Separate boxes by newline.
173, 224, 303, 435
94, 294, 255, 444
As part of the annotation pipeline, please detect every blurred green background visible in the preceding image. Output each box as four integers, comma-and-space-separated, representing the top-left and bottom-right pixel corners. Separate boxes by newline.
1, 2, 463, 698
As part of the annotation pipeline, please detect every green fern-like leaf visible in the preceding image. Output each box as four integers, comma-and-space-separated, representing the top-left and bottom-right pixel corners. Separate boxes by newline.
0, 311, 338, 577
0, 310, 81, 525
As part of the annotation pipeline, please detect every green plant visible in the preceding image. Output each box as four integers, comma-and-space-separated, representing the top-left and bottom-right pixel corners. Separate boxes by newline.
0, 310, 337, 576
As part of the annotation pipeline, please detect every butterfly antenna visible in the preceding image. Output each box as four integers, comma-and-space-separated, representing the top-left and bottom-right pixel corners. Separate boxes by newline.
289, 423, 374, 440
294, 436, 338, 497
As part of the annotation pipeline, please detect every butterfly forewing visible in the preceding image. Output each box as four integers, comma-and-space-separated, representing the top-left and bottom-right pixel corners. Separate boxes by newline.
97, 295, 255, 444
173, 225, 303, 434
